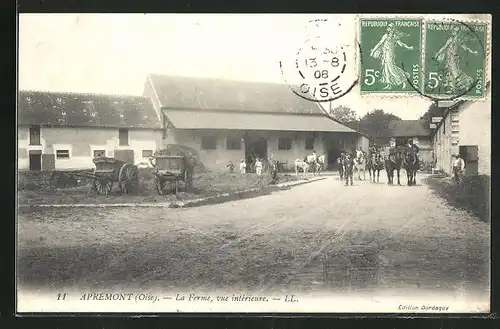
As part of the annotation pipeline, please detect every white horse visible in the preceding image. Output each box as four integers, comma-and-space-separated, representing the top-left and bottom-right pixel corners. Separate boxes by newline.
294, 158, 310, 179
315, 155, 326, 175
354, 153, 367, 181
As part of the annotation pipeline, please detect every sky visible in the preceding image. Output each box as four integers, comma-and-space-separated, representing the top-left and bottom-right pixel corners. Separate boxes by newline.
18, 13, 489, 120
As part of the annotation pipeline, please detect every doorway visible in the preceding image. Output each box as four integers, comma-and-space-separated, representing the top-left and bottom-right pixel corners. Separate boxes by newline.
244, 135, 268, 173
327, 148, 341, 170
29, 150, 42, 171
459, 145, 479, 176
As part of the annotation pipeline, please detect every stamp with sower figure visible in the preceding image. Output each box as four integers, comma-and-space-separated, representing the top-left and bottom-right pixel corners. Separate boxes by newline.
423, 20, 487, 100
358, 17, 423, 95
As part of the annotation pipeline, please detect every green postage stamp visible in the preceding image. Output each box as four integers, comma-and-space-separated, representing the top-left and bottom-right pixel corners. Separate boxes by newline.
423, 20, 487, 99
359, 17, 423, 94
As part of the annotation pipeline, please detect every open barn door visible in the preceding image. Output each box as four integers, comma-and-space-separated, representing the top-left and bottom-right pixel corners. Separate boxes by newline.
459, 145, 479, 176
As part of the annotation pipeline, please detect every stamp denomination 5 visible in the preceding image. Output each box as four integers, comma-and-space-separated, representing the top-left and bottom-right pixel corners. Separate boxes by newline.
358, 17, 423, 95
423, 20, 487, 100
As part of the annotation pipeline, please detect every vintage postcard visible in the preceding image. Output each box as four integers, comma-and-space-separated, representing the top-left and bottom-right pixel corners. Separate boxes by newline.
17, 13, 491, 313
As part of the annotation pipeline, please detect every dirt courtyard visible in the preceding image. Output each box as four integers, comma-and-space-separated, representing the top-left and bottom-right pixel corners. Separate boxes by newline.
17, 174, 490, 300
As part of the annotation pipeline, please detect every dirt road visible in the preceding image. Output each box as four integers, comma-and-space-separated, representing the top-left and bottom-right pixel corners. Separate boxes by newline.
18, 174, 490, 298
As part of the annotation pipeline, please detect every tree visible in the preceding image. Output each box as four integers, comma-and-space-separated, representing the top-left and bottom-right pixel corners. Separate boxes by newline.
358, 109, 402, 143
329, 105, 359, 123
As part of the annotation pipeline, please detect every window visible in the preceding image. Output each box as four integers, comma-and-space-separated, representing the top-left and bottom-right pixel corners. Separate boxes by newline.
56, 150, 70, 159
142, 150, 153, 158
93, 150, 106, 158
201, 136, 217, 149
226, 136, 241, 150
278, 137, 292, 150
119, 129, 129, 146
305, 137, 314, 150
29, 126, 41, 145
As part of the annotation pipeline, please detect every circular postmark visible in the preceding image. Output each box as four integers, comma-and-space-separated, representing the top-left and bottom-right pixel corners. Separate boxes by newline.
404, 18, 487, 101
280, 18, 358, 103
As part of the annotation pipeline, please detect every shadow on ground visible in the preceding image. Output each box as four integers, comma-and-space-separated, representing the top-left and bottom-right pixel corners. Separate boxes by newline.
18, 228, 489, 295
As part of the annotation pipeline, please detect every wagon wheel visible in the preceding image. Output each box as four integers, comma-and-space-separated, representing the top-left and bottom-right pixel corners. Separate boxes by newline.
154, 175, 165, 195
118, 163, 139, 195
93, 178, 112, 195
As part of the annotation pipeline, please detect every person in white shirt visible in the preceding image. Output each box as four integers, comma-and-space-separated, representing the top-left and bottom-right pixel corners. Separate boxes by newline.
452, 154, 466, 183
239, 159, 246, 174
255, 158, 263, 175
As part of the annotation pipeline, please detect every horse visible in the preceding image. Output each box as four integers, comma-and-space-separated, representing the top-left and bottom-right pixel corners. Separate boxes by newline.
384, 151, 403, 185
343, 154, 355, 186
403, 151, 419, 186
294, 158, 310, 179
368, 152, 384, 183
303, 154, 320, 175
313, 155, 326, 175
354, 152, 367, 181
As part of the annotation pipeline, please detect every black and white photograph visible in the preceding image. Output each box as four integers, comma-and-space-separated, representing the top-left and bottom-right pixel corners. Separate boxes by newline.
16, 13, 491, 313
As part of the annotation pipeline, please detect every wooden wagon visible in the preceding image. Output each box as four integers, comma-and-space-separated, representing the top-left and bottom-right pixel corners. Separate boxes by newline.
151, 153, 192, 195
71, 157, 139, 195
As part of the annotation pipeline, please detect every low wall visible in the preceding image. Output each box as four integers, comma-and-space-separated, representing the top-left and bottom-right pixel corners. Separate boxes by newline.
18, 170, 94, 191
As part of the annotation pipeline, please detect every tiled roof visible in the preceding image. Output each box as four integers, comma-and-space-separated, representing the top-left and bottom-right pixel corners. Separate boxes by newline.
18, 90, 162, 129
388, 120, 430, 137
147, 74, 324, 115
164, 109, 356, 133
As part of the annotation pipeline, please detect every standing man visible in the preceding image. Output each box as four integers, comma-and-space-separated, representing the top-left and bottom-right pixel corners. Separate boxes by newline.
338, 151, 346, 179
452, 154, 466, 183
255, 158, 263, 176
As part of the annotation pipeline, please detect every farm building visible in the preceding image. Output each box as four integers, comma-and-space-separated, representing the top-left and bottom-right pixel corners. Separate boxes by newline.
372, 119, 433, 166
143, 74, 369, 172
17, 90, 163, 171
387, 120, 433, 165
431, 93, 491, 177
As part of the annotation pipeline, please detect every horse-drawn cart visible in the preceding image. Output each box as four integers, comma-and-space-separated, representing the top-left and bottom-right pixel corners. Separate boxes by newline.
89, 157, 139, 195
150, 150, 194, 195
64, 157, 139, 195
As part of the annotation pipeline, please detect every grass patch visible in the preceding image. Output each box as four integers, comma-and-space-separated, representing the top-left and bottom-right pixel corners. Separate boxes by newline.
424, 174, 490, 222
18, 170, 299, 206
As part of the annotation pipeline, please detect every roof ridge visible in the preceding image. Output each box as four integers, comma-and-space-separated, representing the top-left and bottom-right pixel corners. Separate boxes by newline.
163, 107, 327, 116
19, 89, 147, 99
148, 73, 293, 88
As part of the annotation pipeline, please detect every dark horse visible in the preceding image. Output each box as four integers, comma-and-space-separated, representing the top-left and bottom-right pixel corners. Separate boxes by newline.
385, 151, 403, 185
368, 153, 385, 183
403, 151, 419, 186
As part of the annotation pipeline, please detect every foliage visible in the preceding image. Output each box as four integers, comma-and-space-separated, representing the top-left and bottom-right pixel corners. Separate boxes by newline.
329, 105, 359, 123
425, 174, 490, 222
357, 109, 402, 143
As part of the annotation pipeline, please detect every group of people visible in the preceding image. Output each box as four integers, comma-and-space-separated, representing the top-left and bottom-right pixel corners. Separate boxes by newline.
228, 155, 278, 177
338, 138, 421, 168
228, 158, 264, 175
237, 158, 264, 175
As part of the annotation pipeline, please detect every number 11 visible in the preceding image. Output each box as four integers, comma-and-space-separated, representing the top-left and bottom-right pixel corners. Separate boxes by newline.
57, 293, 67, 300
